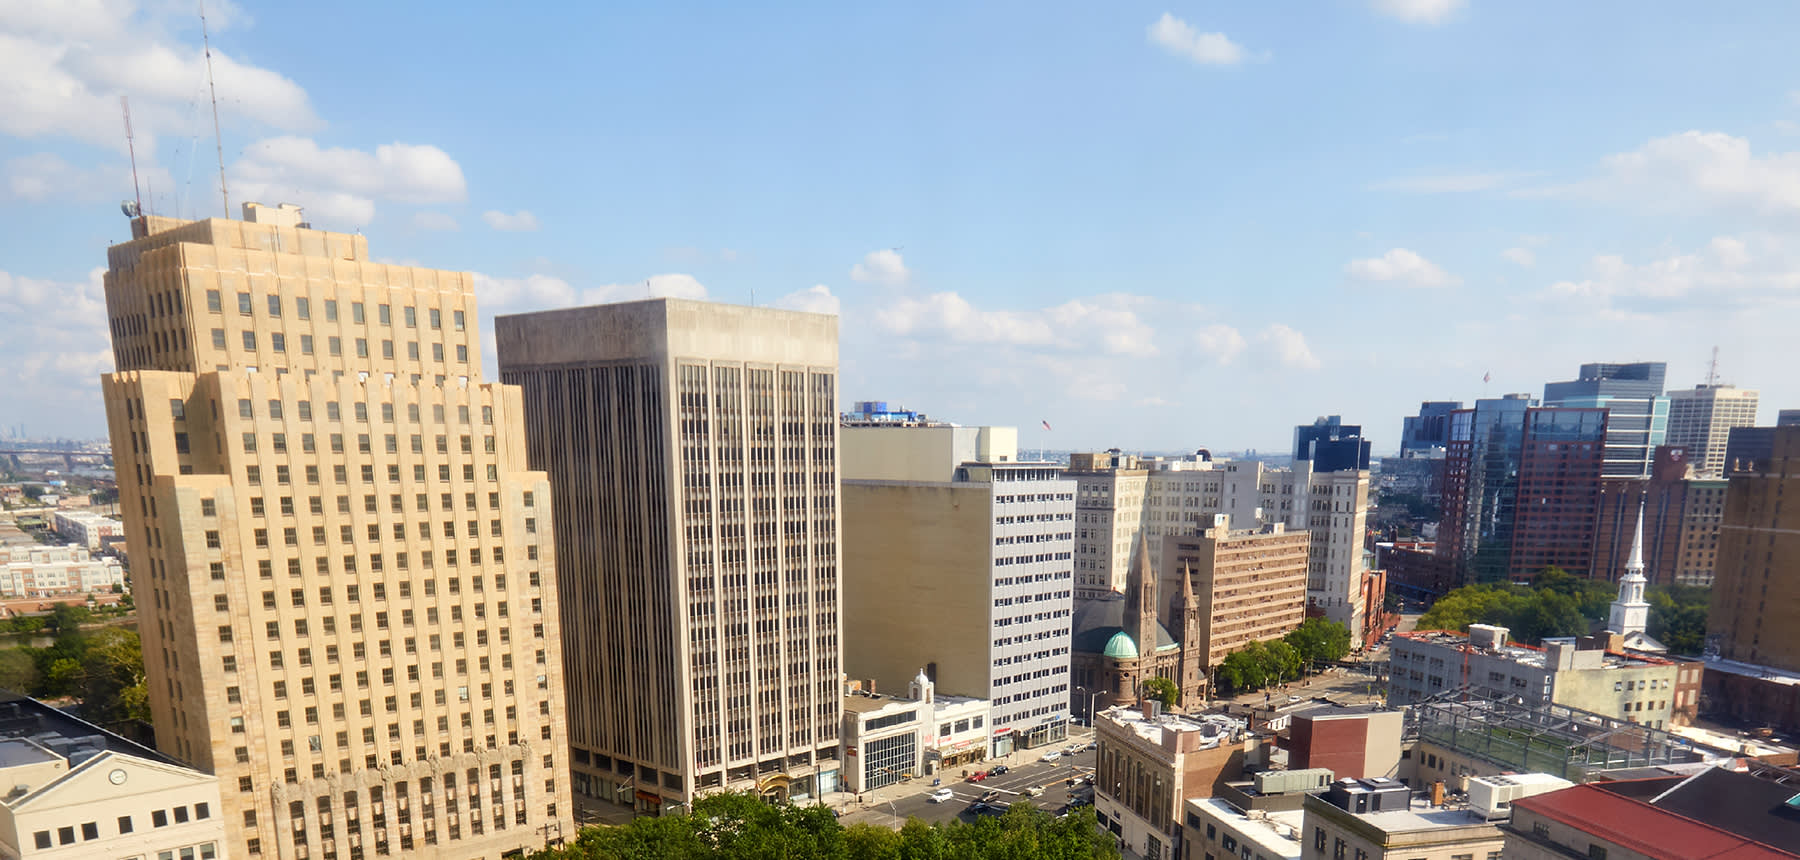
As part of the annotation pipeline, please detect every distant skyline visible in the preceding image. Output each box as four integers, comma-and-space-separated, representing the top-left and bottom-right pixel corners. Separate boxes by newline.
4, 1, 1800, 448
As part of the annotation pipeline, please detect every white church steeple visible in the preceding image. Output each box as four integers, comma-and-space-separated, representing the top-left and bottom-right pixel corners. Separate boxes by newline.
1608, 500, 1651, 639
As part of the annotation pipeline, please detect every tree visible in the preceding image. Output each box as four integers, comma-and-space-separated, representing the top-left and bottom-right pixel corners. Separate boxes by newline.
81, 627, 149, 725
1283, 618, 1351, 667
45, 603, 91, 634
1141, 676, 1180, 709
1218, 644, 1267, 693
0, 649, 40, 693
1647, 585, 1709, 656
528, 791, 1120, 860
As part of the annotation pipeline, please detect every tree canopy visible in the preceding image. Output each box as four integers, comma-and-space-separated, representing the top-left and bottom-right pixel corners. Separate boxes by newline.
1141, 676, 1180, 708
528, 792, 1119, 860
1283, 618, 1351, 666
1414, 568, 1710, 655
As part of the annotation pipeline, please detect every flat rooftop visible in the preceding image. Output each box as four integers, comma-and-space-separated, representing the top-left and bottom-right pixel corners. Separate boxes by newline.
1312, 793, 1494, 833
1099, 706, 1244, 747
1396, 630, 1673, 670
842, 692, 922, 715
1190, 796, 1304, 856
0, 691, 173, 766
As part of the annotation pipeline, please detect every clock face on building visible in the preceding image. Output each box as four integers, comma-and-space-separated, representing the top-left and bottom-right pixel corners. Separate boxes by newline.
109, 769, 127, 785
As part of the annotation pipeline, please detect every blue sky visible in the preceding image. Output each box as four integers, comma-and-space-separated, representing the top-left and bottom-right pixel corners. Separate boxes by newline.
4, 0, 1800, 451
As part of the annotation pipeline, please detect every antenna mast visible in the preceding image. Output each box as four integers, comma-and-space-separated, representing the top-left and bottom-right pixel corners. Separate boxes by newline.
120, 96, 143, 216
1705, 345, 1719, 387
201, 0, 230, 218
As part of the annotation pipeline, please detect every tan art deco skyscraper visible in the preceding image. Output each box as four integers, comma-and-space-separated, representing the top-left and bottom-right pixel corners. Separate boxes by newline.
101, 203, 573, 859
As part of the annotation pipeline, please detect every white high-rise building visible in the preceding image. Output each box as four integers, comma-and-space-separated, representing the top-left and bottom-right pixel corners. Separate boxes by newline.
839, 418, 1074, 756
1665, 384, 1760, 476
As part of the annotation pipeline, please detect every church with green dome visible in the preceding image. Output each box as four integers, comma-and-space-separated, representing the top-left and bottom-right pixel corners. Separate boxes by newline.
1069, 537, 1207, 718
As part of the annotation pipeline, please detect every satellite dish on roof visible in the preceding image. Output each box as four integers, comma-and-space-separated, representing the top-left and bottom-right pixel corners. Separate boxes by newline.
120, 201, 141, 218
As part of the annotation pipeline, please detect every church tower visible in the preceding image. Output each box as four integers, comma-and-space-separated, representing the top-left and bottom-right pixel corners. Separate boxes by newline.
1173, 560, 1206, 706
1122, 536, 1160, 699
1608, 501, 1651, 637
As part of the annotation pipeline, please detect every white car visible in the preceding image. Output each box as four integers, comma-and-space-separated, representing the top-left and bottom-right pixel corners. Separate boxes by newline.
928, 788, 955, 804
1040, 751, 1061, 762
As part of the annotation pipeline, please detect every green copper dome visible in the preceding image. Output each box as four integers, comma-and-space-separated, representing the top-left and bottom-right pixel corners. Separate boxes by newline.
1102, 631, 1140, 660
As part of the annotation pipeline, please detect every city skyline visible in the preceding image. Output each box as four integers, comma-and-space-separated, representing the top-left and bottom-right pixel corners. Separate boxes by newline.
7, 2, 1800, 448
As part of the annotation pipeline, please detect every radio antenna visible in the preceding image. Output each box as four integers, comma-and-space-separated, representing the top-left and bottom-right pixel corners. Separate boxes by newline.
120, 96, 143, 216
201, 0, 230, 218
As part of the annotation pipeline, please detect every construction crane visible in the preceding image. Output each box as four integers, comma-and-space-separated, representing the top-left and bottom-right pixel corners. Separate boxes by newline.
120, 96, 143, 217
1704, 346, 1720, 387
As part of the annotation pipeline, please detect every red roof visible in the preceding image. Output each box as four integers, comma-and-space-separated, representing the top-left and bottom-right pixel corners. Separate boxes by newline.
1511, 783, 1798, 860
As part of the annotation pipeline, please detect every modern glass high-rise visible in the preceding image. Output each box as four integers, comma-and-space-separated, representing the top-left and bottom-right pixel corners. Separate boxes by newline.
1399, 401, 1462, 457
1665, 384, 1759, 476
100, 204, 574, 858
1439, 395, 1534, 583
1543, 362, 1668, 478
495, 299, 843, 813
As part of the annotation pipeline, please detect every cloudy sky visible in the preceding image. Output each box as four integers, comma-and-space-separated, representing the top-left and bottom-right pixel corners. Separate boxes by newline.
4, 0, 1799, 451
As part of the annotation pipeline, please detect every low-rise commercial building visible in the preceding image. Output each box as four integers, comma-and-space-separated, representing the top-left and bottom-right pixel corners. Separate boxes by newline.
1184, 795, 1305, 860
1301, 774, 1568, 860
1503, 765, 1800, 860
840, 687, 924, 794
1093, 704, 1252, 860
0, 544, 126, 598
1388, 625, 1695, 727
0, 692, 227, 860
46, 511, 122, 552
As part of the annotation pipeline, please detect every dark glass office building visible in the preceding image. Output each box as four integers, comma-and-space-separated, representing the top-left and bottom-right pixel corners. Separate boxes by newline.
1543, 362, 1668, 479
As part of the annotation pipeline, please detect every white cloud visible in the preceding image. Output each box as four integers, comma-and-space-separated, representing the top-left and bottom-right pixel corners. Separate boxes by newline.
0, 2, 314, 153
482, 209, 540, 232
1372, 0, 1466, 25
875, 291, 1157, 356
775, 285, 840, 315
1546, 234, 1800, 310
0, 267, 113, 429
1368, 172, 1531, 193
1534, 131, 1800, 216
1137, 396, 1173, 407
1147, 13, 1249, 66
850, 249, 910, 285
411, 211, 459, 231
1254, 324, 1321, 370
3, 152, 173, 203
1502, 247, 1535, 267
1195, 323, 1248, 364
1345, 248, 1460, 287
229, 137, 467, 227
473, 272, 708, 315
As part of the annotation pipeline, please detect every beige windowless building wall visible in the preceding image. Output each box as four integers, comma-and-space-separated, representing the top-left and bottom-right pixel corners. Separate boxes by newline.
495, 299, 844, 813
100, 203, 573, 859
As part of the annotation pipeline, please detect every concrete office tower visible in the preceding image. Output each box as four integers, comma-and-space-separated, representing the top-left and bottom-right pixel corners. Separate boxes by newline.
1068, 453, 1291, 601
495, 300, 843, 811
1665, 384, 1759, 476
1291, 418, 1374, 647
1706, 426, 1800, 674
1543, 362, 1668, 478
839, 421, 1074, 755
100, 204, 573, 859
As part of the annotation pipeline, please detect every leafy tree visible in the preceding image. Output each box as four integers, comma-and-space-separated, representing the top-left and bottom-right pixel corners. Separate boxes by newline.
0, 649, 40, 693
529, 792, 1119, 860
1647, 585, 1709, 656
81, 627, 149, 725
1141, 676, 1179, 709
1283, 618, 1351, 667
45, 604, 91, 634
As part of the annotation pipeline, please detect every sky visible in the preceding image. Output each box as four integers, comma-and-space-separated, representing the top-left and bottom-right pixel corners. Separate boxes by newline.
4, 0, 1800, 452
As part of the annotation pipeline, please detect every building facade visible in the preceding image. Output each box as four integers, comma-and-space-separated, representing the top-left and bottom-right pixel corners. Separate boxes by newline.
1399, 401, 1462, 458
496, 299, 843, 810
1665, 384, 1760, 476
0, 693, 227, 860
1388, 626, 1694, 727
1706, 426, 1800, 674
1165, 520, 1310, 672
839, 688, 923, 794
1543, 361, 1669, 479
101, 205, 572, 858
48, 510, 124, 551
0, 544, 126, 597
1092, 705, 1251, 860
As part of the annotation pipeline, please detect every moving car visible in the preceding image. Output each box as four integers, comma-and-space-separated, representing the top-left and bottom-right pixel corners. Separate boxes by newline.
1021, 785, 1048, 797
966, 771, 988, 782
1040, 751, 1061, 762
978, 789, 1001, 804
989, 765, 1010, 775
1084, 741, 1098, 751
928, 788, 955, 804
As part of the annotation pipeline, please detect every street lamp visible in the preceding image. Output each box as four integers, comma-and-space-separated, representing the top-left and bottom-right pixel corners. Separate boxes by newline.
872, 767, 902, 829
1074, 686, 1101, 730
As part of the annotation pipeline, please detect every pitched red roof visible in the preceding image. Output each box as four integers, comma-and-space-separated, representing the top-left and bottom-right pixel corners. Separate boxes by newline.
1511, 783, 1798, 860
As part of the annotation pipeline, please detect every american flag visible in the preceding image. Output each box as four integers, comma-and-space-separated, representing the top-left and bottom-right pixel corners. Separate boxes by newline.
1483, 371, 1491, 384
1041, 420, 1052, 431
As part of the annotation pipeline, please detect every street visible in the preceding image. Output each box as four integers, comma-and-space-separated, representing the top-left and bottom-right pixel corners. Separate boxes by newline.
839, 741, 1098, 829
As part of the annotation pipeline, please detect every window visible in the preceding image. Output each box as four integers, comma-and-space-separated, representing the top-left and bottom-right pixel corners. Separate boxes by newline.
353, 301, 366, 323
242, 331, 257, 350
118, 815, 133, 834
152, 809, 168, 827
1587, 848, 1608, 860
206, 289, 222, 311
81, 821, 98, 840
32, 832, 49, 850
238, 292, 253, 314
268, 295, 282, 316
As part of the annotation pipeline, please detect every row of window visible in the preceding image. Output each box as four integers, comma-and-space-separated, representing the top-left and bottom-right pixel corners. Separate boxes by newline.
209, 328, 471, 363
207, 290, 466, 333
33, 803, 209, 849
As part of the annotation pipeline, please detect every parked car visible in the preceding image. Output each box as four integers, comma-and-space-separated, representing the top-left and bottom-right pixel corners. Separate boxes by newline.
928, 788, 955, 804
1040, 751, 1061, 762
989, 765, 1010, 775
1287, 695, 1302, 703
966, 771, 988, 782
